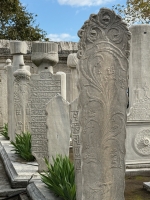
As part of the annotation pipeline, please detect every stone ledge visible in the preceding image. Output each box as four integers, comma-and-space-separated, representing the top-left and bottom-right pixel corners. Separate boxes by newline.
0, 139, 40, 189
27, 181, 62, 200
126, 168, 150, 177
143, 182, 150, 192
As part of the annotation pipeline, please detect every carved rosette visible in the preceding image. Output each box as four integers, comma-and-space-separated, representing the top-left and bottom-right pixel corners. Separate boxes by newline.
134, 129, 150, 155
77, 8, 130, 200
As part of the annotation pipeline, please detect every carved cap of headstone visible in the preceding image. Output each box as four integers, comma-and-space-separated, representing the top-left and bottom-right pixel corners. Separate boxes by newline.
6, 59, 12, 66
77, 8, 131, 59
10, 41, 27, 55
31, 41, 59, 67
13, 64, 31, 80
67, 53, 78, 68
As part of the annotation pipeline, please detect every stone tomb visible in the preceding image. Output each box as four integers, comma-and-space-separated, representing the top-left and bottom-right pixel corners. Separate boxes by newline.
46, 94, 70, 164
76, 8, 130, 200
29, 70, 61, 171
126, 25, 150, 169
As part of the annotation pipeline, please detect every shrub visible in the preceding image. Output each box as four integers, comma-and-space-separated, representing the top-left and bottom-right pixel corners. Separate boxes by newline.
0, 123, 9, 140
11, 131, 35, 162
40, 155, 76, 200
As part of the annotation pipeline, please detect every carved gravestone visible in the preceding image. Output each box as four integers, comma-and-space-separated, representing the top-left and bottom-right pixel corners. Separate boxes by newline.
67, 53, 79, 102
69, 98, 82, 200
30, 41, 60, 172
13, 64, 31, 135
8, 41, 28, 141
46, 94, 70, 164
0, 59, 10, 129
126, 25, 150, 168
77, 8, 130, 200
30, 71, 61, 171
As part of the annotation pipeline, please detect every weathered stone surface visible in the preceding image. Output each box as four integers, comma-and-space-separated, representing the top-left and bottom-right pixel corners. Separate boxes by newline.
56, 72, 66, 100
128, 25, 150, 121
0, 59, 10, 129
8, 41, 28, 141
77, 8, 130, 200
69, 98, 81, 200
46, 94, 70, 164
67, 53, 79, 102
31, 42, 58, 72
126, 25, 150, 169
29, 70, 61, 171
13, 64, 31, 135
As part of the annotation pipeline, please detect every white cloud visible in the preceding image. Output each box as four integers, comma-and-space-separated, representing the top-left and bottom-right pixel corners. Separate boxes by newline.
48, 33, 77, 41
57, 0, 114, 6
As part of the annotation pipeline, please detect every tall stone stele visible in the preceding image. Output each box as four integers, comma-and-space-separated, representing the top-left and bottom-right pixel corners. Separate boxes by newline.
8, 41, 28, 141
30, 42, 60, 172
77, 8, 130, 200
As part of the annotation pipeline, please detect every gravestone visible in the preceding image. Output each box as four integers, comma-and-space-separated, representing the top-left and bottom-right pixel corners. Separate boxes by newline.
67, 53, 79, 102
0, 59, 10, 129
30, 42, 61, 171
13, 64, 31, 135
77, 8, 130, 200
126, 25, 150, 169
8, 41, 28, 141
69, 98, 82, 200
46, 94, 70, 164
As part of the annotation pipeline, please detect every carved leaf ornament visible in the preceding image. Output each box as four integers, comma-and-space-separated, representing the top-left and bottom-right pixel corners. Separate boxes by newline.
77, 8, 130, 200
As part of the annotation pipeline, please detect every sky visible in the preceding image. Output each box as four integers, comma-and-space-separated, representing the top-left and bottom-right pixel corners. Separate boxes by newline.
20, 0, 127, 42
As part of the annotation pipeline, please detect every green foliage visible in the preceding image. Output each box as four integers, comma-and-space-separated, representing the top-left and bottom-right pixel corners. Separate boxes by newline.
0, 0, 49, 41
0, 123, 9, 140
112, 0, 150, 26
40, 155, 76, 200
11, 132, 35, 162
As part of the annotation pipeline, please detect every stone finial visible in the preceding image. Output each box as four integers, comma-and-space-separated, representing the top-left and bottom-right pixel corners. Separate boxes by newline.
67, 53, 78, 68
10, 41, 27, 55
6, 59, 12, 66
31, 42, 59, 71
13, 64, 31, 80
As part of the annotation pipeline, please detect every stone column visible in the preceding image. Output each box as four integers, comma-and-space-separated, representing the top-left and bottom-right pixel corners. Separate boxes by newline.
77, 8, 130, 200
13, 64, 31, 140
8, 41, 27, 140
30, 42, 59, 172
67, 53, 79, 102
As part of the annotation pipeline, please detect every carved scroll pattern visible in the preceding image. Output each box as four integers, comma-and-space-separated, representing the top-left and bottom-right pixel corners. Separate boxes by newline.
77, 8, 130, 200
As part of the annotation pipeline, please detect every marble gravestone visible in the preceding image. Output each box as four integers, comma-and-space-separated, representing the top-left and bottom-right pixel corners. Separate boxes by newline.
30, 42, 62, 172
46, 94, 70, 164
69, 98, 82, 200
67, 53, 79, 102
13, 64, 31, 134
77, 8, 130, 200
8, 41, 28, 141
0, 59, 10, 129
126, 25, 150, 168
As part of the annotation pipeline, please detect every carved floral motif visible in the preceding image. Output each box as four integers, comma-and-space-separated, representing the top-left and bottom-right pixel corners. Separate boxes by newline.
77, 8, 130, 200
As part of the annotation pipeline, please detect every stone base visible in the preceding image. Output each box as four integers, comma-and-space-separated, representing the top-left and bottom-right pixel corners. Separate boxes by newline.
143, 182, 150, 192
0, 138, 40, 188
27, 181, 62, 200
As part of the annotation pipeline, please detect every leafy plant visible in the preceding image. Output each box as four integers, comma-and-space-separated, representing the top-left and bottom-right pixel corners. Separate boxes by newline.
0, 123, 9, 140
11, 131, 35, 162
40, 155, 76, 200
